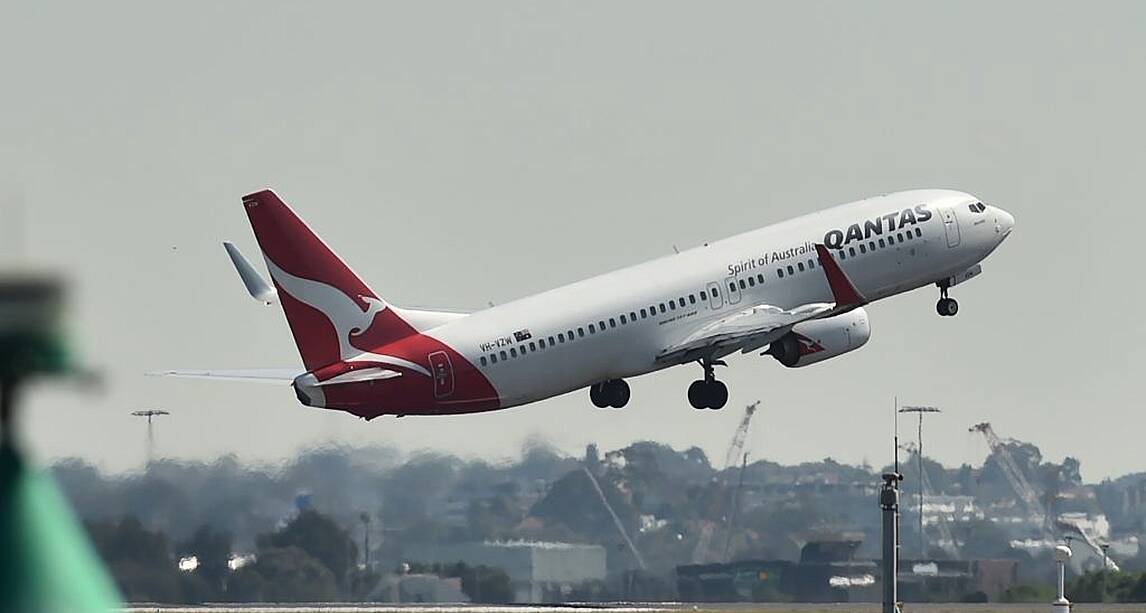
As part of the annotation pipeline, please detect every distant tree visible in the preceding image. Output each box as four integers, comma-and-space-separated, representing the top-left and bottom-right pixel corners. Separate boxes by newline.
1060, 457, 1083, 486
177, 571, 214, 604
401, 561, 512, 602
466, 493, 523, 541
258, 510, 357, 583
226, 566, 268, 602
568, 578, 609, 601
751, 581, 792, 602
952, 519, 1012, 560
1001, 583, 1056, 602
86, 516, 185, 602
178, 524, 232, 594
233, 546, 337, 602
1068, 569, 1146, 603
960, 590, 988, 602
530, 469, 638, 541
450, 563, 513, 603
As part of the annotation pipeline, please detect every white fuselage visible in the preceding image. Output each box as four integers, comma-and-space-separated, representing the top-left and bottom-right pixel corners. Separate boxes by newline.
427, 189, 1013, 408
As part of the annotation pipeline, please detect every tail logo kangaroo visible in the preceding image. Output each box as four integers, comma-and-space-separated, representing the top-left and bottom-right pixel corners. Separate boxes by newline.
264, 257, 430, 376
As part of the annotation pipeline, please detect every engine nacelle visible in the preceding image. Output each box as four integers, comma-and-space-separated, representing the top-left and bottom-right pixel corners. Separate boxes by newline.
768, 308, 871, 367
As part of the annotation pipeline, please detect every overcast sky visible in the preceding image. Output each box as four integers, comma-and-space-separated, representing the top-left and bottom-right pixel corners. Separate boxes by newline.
3, 2, 1144, 479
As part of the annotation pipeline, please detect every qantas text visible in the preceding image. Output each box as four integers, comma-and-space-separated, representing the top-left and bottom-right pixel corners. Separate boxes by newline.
823, 204, 932, 249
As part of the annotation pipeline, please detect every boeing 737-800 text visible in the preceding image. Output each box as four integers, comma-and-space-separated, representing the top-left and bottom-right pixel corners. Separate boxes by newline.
164, 189, 1014, 415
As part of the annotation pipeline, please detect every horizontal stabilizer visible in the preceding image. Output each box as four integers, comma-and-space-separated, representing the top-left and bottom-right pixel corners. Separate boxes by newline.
149, 368, 301, 384
223, 242, 278, 304
311, 367, 402, 386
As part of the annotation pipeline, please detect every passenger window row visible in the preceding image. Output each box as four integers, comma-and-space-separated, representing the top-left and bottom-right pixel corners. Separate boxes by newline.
775, 259, 816, 279
479, 283, 735, 367
728, 273, 767, 294
478, 226, 930, 368
835, 226, 923, 262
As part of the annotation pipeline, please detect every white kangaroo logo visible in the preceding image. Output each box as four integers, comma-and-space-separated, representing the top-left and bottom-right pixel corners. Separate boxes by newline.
264, 257, 430, 377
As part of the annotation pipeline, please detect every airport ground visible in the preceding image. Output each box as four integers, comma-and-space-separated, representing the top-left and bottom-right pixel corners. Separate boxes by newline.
120, 604, 1146, 613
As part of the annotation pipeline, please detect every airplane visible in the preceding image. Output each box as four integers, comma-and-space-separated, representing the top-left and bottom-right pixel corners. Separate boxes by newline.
161, 189, 1014, 415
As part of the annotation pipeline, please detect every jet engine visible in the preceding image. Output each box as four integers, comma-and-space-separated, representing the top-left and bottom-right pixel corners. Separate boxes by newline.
767, 307, 871, 367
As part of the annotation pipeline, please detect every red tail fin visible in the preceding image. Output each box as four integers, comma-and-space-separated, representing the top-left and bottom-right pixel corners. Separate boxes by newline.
814, 244, 866, 306
241, 189, 417, 370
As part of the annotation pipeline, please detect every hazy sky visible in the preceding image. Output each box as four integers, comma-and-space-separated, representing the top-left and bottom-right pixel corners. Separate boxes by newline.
3, 2, 1144, 478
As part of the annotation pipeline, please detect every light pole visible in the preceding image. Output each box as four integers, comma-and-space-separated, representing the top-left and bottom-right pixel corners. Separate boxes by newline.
360, 512, 371, 570
131, 409, 170, 467
1053, 545, 1072, 612
899, 405, 941, 559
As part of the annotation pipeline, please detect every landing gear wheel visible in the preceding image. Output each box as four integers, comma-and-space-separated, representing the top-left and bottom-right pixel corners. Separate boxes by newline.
688, 380, 708, 410
707, 380, 728, 410
606, 379, 630, 409
687, 379, 729, 410
936, 297, 959, 317
935, 283, 959, 317
590, 379, 630, 408
689, 357, 730, 410
589, 383, 610, 408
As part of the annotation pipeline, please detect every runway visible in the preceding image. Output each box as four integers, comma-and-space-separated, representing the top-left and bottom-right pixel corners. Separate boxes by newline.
119, 603, 1145, 613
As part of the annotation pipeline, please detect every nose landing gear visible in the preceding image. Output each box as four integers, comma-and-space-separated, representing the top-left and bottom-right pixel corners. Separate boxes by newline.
688, 358, 729, 410
590, 379, 630, 409
936, 282, 959, 317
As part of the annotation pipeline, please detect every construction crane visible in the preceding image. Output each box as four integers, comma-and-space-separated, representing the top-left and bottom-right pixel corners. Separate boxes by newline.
722, 451, 750, 559
691, 401, 759, 563
581, 466, 647, 570
968, 422, 1049, 529
969, 422, 1117, 570
723, 401, 759, 470
901, 442, 960, 557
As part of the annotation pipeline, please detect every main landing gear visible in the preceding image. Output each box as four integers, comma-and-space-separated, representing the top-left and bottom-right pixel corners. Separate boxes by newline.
936, 282, 959, 317
688, 358, 729, 410
590, 379, 630, 409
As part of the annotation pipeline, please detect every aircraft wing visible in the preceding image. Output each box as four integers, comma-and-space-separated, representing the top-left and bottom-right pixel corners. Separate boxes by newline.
656, 244, 867, 364
656, 302, 835, 364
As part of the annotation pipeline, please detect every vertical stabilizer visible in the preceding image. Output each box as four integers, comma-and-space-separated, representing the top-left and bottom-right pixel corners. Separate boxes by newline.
241, 190, 417, 370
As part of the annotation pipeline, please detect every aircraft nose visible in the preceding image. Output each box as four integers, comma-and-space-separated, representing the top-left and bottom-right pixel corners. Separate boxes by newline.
995, 207, 1015, 236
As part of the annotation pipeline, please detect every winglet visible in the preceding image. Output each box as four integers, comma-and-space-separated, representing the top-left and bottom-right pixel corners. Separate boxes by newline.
815, 244, 866, 306
223, 242, 278, 304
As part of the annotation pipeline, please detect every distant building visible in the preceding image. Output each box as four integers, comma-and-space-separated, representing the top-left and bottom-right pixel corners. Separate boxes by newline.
677, 538, 878, 603
405, 540, 607, 602
676, 539, 1017, 603
912, 494, 984, 525
373, 573, 468, 603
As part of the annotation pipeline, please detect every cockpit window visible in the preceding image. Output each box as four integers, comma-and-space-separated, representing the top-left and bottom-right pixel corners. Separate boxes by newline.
968, 202, 986, 213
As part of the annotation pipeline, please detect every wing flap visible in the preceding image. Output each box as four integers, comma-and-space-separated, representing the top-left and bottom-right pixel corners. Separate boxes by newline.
656, 243, 866, 364
657, 302, 835, 364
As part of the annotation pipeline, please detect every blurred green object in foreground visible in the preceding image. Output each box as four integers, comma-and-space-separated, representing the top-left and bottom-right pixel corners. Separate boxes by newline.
0, 274, 119, 612
0, 275, 72, 379
0, 444, 121, 613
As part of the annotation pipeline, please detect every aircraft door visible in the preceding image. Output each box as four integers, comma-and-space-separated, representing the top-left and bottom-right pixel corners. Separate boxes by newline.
941, 207, 961, 248
428, 351, 455, 399
725, 278, 742, 305
705, 282, 722, 310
